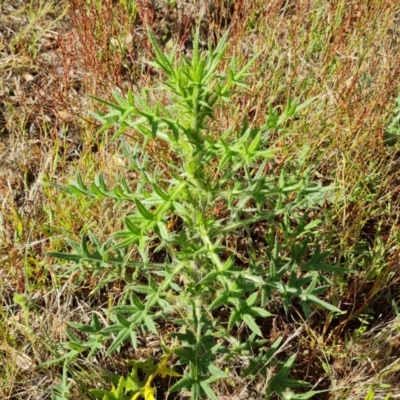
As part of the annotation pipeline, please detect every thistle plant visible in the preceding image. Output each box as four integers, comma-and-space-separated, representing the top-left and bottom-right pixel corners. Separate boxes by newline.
48, 27, 347, 399
384, 91, 400, 146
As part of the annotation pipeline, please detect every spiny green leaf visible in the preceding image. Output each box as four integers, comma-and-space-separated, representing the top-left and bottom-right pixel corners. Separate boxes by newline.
242, 313, 263, 337
135, 199, 155, 220
199, 380, 218, 400
168, 375, 195, 393
300, 294, 342, 313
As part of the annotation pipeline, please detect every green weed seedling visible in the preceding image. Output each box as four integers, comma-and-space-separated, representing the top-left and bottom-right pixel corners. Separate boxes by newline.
47, 27, 349, 399
90, 353, 180, 400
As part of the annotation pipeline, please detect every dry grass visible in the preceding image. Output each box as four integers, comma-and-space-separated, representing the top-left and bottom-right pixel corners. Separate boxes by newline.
1, 0, 400, 398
